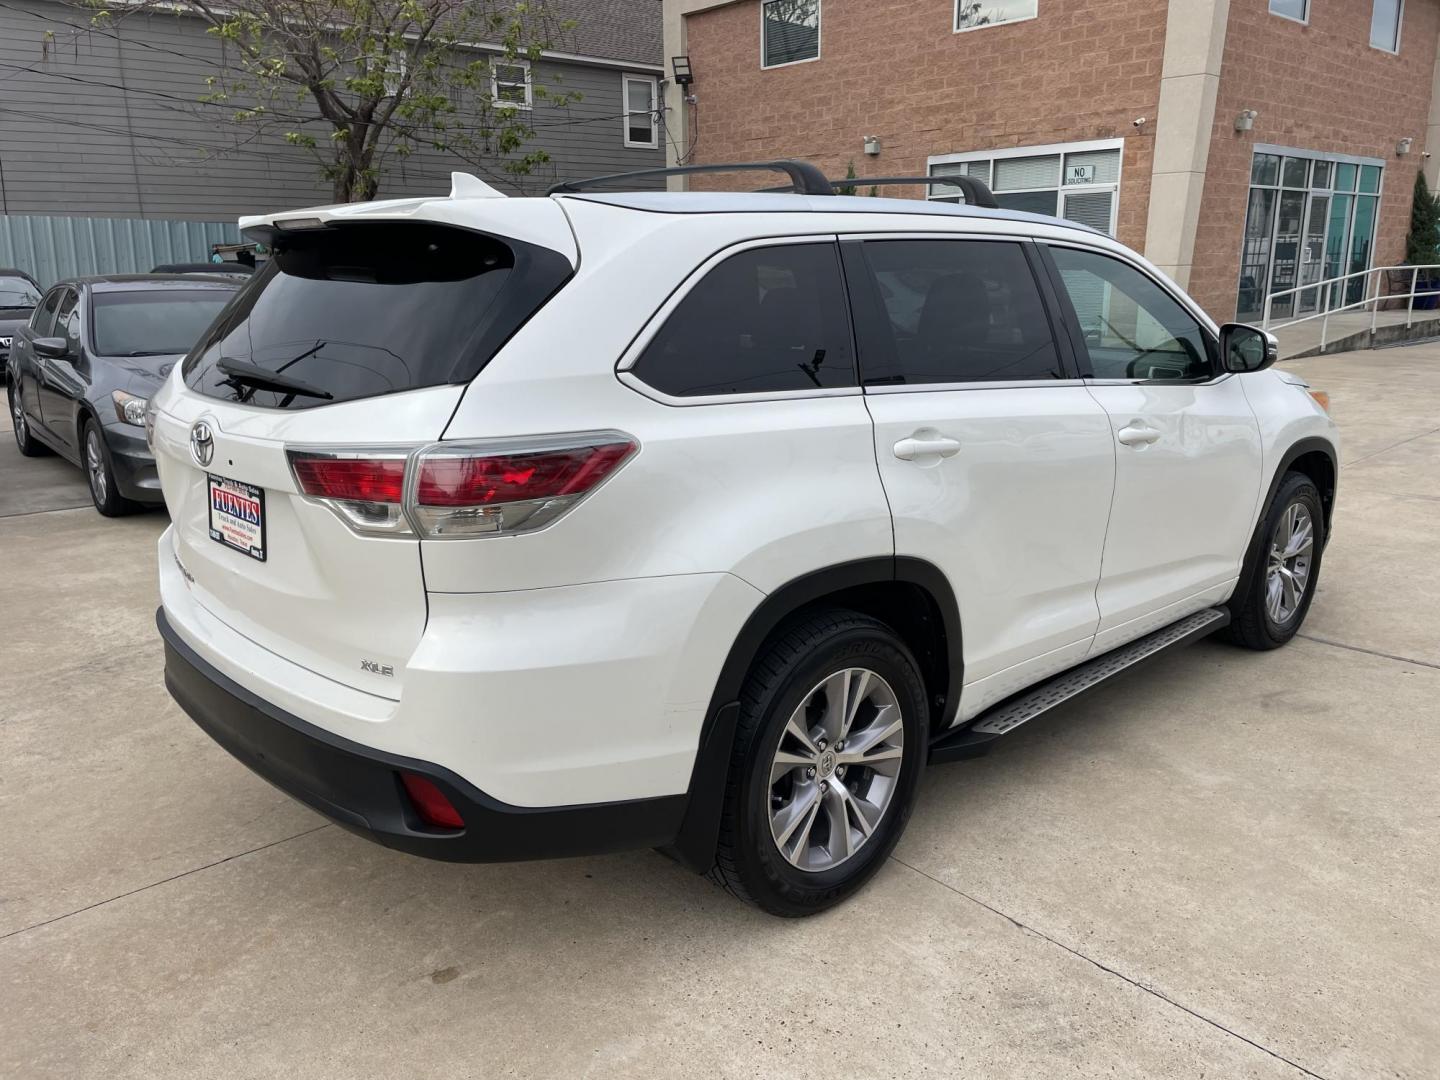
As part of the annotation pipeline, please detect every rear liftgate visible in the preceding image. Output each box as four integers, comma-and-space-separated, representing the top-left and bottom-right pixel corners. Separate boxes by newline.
929, 607, 1230, 763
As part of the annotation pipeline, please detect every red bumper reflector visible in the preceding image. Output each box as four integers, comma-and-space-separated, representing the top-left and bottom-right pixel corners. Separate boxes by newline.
400, 772, 465, 829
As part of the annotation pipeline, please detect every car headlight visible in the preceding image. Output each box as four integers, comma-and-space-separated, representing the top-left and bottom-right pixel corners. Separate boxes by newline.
112, 389, 148, 427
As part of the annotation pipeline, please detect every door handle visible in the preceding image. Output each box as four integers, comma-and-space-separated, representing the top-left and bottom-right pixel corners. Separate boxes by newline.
893, 432, 962, 462
1116, 422, 1162, 447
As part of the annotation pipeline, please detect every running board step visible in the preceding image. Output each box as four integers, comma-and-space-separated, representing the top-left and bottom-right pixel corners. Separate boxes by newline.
928, 607, 1231, 764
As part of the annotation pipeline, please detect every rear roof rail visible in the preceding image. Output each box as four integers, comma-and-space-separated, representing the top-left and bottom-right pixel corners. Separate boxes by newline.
821, 175, 1001, 209
548, 159, 835, 196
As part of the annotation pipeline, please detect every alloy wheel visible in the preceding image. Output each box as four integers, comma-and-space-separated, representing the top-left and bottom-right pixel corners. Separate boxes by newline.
1265, 501, 1314, 625
767, 667, 904, 872
86, 428, 107, 505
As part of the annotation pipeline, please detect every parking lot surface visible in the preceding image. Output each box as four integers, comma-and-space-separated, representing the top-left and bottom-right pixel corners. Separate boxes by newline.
2, 349, 1437, 1079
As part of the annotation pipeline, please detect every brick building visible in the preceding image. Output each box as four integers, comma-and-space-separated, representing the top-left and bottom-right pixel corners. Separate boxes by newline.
660, 0, 1440, 323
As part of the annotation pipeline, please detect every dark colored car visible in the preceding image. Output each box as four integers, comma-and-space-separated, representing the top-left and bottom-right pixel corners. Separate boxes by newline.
5, 275, 240, 515
0, 268, 44, 378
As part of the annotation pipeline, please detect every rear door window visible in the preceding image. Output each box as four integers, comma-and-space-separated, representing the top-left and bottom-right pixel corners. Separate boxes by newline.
183, 222, 572, 409
850, 239, 1066, 385
631, 242, 856, 397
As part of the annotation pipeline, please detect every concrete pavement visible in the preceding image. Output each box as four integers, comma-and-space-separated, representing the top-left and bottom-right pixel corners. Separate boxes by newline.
1, 350, 1437, 1079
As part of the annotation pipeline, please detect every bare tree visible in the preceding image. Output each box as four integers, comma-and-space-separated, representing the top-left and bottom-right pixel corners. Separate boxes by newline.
85, 0, 578, 201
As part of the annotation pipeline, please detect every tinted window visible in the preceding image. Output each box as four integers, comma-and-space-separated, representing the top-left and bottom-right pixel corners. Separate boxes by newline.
56, 289, 81, 353
0, 277, 41, 310
92, 289, 234, 356
854, 240, 1063, 384
1049, 247, 1213, 381
633, 243, 855, 397
184, 222, 571, 409
31, 288, 63, 336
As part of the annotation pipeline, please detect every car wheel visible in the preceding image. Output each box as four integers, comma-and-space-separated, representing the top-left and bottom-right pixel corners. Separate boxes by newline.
708, 609, 929, 916
9, 383, 48, 457
1226, 471, 1325, 650
83, 419, 141, 517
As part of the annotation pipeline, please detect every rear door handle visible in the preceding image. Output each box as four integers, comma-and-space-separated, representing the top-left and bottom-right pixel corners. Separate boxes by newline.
1116, 422, 1162, 447
893, 431, 962, 462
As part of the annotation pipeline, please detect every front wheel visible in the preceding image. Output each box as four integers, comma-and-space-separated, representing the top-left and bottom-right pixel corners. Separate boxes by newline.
83, 419, 142, 517
708, 610, 929, 916
1227, 471, 1325, 650
9, 383, 47, 457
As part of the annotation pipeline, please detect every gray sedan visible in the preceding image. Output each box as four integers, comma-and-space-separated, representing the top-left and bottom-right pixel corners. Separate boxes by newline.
5, 275, 239, 515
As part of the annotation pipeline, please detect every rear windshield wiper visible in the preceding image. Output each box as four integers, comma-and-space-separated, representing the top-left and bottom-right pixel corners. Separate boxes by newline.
216, 356, 334, 401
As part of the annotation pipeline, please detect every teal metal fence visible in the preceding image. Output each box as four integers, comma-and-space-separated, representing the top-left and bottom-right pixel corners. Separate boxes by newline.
0, 215, 241, 287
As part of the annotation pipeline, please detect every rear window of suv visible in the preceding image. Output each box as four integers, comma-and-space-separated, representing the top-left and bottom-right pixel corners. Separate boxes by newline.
182, 221, 572, 409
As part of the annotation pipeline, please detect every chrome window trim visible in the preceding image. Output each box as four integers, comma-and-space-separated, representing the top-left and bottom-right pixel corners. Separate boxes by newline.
864, 379, 1087, 394
616, 233, 864, 408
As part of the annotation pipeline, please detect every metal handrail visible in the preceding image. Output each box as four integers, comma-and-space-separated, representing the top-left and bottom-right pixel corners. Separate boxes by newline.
1262, 263, 1440, 351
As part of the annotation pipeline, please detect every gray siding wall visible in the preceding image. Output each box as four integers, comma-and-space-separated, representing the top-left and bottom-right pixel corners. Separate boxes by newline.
0, 0, 664, 220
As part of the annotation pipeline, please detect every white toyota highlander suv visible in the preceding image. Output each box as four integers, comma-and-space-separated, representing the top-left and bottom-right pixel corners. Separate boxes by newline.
151, 162, 1337, 916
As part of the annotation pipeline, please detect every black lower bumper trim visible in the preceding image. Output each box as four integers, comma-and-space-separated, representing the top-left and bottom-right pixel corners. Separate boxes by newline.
157, 608, 686, 862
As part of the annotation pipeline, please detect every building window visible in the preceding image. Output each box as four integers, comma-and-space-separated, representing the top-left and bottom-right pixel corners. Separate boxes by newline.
1371, 0, 1403, 52
927, 140, 1123, 236
491, 60, 532, 109
762, 0, 820, 69
623, 74, 659, 148
1235, 147, 1384, 323
955, 0, 1038, 33
1268, 0, 1308, 24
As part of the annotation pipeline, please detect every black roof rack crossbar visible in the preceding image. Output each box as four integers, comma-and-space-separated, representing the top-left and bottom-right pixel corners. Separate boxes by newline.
824, 175, 1000, 209
547, 159, 835, 197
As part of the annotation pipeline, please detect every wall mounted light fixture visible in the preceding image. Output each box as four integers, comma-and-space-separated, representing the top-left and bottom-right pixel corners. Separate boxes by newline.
1235, 109, 1258, 132
671, 55, 694, 87
1397, 137, 1415, 156
863, 135, 882, 157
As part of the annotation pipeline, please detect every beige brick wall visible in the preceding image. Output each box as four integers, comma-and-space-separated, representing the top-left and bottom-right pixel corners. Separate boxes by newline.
1190, 0, 1440, 320
680, 0, 1440, 323
684, 0, 1167, 253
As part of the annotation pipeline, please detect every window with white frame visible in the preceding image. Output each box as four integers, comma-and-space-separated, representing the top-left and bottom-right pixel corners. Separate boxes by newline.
1268, 0, 1308, 23
955, 0, 1038, 32
927, 140, 1124, 236
491, 59, 532, 109
762, 0, 820, 68
1371, 0, 1403, 51
623, 74, 658, 148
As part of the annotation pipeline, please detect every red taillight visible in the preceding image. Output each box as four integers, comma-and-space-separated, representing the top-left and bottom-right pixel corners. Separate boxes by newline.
400, 772, 465, 830
415, 440, 635, 508
290, 455, 407, 503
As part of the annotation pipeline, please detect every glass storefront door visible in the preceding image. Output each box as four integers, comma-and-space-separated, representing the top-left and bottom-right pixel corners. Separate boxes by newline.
1235, 149, 1384, 322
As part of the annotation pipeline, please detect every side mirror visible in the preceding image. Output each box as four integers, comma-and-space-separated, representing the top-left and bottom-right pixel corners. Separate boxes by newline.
32, 337, 71, 361
1219, 323, 1278, 373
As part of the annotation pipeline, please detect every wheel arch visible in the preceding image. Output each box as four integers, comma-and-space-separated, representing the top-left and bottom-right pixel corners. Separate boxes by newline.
1230, 435, 1338, 615
665, 556, 962, 872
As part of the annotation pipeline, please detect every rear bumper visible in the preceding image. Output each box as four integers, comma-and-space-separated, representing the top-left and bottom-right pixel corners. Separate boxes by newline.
158, 607, 686, 862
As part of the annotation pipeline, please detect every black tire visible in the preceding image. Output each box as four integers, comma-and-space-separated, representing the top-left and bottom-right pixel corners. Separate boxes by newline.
8, 383, 48, 457
708, 609, 929, 916
82, 418, 142, 517
1226, 471, 1325, 650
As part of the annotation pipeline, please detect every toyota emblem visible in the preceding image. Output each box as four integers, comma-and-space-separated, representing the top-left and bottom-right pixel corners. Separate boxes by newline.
190, 420, 215, 467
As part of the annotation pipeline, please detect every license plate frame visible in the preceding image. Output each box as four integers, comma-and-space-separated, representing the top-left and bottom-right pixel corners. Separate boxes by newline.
207, 473, 267, 562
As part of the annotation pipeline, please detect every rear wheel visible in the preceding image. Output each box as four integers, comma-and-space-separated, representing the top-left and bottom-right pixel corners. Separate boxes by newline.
83, 419, 142, 517
1227, 471, 1324, 650
708, 610, 928, 916
9, 383, 47, 457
